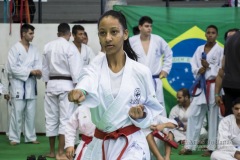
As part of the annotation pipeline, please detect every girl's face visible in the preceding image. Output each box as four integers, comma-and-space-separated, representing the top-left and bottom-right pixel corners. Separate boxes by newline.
98, 16, 128, 56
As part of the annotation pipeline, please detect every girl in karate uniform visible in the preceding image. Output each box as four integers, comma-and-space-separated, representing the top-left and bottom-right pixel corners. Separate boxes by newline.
68, 10, 163, 160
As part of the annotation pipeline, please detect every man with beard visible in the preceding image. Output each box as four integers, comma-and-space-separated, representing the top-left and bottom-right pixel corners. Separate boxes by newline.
169, 88, 207, 145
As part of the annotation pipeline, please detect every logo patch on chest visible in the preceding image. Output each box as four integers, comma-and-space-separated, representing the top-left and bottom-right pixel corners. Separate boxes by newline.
130, 88, 141, 104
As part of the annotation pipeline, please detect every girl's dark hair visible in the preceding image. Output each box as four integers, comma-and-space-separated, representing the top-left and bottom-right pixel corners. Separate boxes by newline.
98, 10, 138, 61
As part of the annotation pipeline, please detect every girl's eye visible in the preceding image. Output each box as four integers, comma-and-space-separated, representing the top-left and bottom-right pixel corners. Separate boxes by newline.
111, 30, 118, 35
99, 31, 106, 36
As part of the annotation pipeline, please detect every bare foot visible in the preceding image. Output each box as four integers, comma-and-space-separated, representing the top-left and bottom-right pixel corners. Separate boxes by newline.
10, 141, 18, 146
56, 153, 69, 160
26, 140, 40, 144
45, 153, 55, 158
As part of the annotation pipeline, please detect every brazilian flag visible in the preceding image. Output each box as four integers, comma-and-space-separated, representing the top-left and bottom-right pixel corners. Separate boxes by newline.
114, 5, 240, 114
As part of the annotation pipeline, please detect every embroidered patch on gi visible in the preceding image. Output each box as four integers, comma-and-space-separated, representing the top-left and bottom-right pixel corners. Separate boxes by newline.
130, 88, 141, 104
210, 56, 217, 64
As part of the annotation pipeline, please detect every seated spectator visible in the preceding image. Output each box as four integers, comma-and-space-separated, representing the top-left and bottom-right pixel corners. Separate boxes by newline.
169, 88, 207, 144
211, 97, 240, 160
143, 115, 178, 160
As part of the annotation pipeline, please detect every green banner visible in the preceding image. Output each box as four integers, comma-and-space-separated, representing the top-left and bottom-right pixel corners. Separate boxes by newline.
114, 5, 240, 114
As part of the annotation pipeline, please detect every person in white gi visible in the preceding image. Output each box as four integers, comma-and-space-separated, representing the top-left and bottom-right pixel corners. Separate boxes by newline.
82, 31, 88, 45
65, 106, 96, 160
1, 65, 12, 137
179, 25, 223, 156
169, 88, 207, 144
129, 16, 173, 117
143, 115, 177, 160
68, 10, 163, 160
6, 24, 42, 145
42, 23, 82, 160
72, 25, 96, 65
0, 82, 2, 94
211, 97, 240, 160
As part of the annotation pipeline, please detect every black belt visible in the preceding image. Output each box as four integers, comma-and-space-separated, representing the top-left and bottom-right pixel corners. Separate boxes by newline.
49, 76, 72, 80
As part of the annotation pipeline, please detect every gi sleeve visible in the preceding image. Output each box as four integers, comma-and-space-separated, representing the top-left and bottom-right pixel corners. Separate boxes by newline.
160, 39, 173, 74
217, 117, 237, 157
1, 65, 10, 94
42, 46, 49, 82
32, 48, 42, 79
65, 108, 80, 148
129, 67, 164, 128
75, 55, 104, 108
7, 46, 31, 81
190, 47, 201, 77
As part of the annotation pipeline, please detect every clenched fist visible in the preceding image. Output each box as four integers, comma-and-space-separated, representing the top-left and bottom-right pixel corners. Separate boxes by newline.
68, 89, 86, 104
129, 105, 146, 119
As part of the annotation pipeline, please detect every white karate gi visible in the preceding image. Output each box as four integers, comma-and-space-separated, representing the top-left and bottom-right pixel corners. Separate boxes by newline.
169, 104, 207, 143
65, 106, 95, 160
71, 43, 96, 66
211, 115, 240, 160
7, 42, 42, 143
1, 65, 12, 136
143, 115, 177, 160
130, 34, 173, 116
75, 53, 164, 160
42, 37, 83, 136
0, 82, 2, 94
185, 43, 223, 151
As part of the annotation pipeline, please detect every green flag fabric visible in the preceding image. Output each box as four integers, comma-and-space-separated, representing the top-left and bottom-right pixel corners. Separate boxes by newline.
113, 5, 240, 114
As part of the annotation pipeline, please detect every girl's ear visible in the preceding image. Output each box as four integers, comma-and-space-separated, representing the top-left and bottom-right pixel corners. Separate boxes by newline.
124, 29, 128, 40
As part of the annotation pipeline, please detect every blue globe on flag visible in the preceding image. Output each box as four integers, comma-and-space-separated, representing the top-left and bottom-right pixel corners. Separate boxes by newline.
167, 38, 206, 91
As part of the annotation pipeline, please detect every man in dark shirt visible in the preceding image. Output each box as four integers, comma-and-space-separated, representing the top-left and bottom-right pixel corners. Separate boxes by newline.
215, 30, 240, 116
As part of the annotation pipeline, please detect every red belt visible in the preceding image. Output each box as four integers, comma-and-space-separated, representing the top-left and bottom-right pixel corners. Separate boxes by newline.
94, 125, 140, 160
206, 79, 215, 105
76, 134, 93, 160
193, 79, 215, 105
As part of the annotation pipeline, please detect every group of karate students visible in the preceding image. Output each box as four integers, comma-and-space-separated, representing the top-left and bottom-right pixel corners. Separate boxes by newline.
1, 9, 240, 160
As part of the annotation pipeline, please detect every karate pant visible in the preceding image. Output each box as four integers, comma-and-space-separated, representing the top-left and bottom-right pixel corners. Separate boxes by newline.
6, 100, 12, 136
155, 78, 167, 117
44, 91, 75, 136
185, 103, 219, 151
211, 150, 238, 160
9, 98, 37, 143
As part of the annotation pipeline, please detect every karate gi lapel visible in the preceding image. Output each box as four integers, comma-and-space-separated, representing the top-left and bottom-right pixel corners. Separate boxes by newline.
145, 34, 155, 67
206, 43, 220, 65
17, 42, 35, 68
98, 55, 133, 132
135, 35, 148, 65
